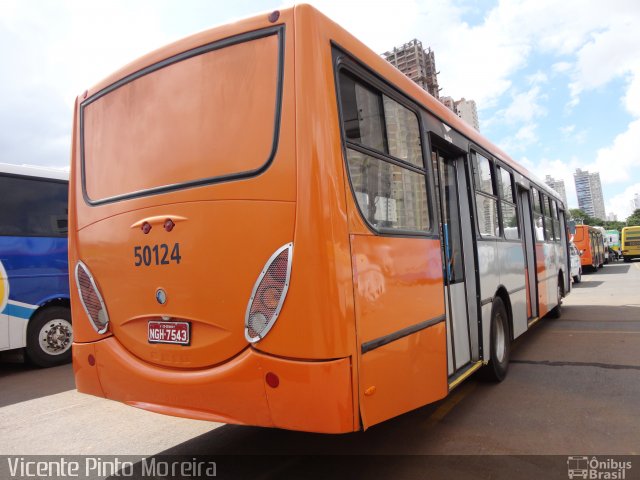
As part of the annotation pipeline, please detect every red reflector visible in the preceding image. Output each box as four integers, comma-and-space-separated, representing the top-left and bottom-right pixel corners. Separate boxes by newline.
266, 372, 279, 388
164, 219, 175, 232
142, 222, 152, 234
88, 354, 95, 366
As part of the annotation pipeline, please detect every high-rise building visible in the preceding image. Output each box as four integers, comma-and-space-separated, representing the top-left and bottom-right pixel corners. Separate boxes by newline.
589, 172, 606, 220
574, 168, 606, 220
382, 39, 440, 98
632, 193, 640, 210
440, 96, 455, 111
606, 212, 618, 221
544, 175, 568, 207
439, 96, 480, 131
454, 98, 479, 131
574, 169, 593, 216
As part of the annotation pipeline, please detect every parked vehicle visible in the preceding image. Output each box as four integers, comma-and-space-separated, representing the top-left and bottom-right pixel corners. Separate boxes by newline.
606, 229, 621, 260
0, 163, 71, 367
573, 225, 604, 270
593, 226, 609, 264
569, 242, 582, 283
621, 226, 640, 262
69, 5, 570, 433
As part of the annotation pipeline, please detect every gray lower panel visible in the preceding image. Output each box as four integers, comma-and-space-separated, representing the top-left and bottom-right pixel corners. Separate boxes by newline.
448, 283, 471, 371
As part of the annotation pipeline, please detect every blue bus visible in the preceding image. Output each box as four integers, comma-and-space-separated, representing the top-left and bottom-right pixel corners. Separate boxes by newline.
0, 163, 71, 367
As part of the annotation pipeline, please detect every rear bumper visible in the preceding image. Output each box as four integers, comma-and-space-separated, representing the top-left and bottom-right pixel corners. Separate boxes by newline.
73, 338, 355, 433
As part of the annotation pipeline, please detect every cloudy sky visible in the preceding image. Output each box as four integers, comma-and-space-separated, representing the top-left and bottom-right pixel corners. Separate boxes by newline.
1, 0, 639, 218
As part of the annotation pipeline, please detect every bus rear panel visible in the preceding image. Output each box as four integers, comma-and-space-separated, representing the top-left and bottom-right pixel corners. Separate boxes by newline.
621, 226, 640, 262
70, 7, 362, 434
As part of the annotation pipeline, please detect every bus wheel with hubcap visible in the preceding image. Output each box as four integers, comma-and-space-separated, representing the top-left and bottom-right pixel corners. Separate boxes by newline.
484, 297, 510, 382
26, 306, 73, 368
549, 278, 564, 319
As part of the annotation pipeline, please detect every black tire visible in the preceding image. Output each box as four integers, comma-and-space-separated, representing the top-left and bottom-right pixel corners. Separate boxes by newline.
624, 256, 630, 263
26, 306, 73, 368
549, 278, 564, 319
484, 297, 510, 382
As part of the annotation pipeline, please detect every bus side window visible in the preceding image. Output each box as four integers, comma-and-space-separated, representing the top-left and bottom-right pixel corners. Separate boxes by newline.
540, 193, 553, 242
497, 166, 519, 240
472, 152, 499, 238
531, 187, 544, 242
338, 70, 430, 233
550, 199, 561, 241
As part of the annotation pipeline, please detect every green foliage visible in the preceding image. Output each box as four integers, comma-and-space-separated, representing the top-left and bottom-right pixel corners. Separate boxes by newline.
603, 220, 625, 231
627, 209, 640, 226
568, 208, 603, 226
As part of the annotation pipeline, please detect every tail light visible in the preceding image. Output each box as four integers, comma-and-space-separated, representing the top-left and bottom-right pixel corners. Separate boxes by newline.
75, 261, 110, 334
245, 243, 293, 343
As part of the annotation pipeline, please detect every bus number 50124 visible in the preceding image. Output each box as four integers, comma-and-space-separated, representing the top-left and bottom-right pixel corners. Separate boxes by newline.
134, 243, 181, 266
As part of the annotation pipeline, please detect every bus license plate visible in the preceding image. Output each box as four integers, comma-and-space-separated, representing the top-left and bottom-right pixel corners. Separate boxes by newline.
148, 320, 190, 346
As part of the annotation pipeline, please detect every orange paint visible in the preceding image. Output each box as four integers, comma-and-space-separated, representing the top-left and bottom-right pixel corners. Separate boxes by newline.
573, 225, 604, 269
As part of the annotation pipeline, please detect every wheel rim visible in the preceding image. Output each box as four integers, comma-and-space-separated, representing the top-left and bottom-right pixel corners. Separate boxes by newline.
495, 313, 506, 363
558, 284, 563, 307
38, 319, 73, 355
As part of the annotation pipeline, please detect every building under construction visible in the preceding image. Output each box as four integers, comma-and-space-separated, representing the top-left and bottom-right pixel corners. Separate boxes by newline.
382, 39, 440, 99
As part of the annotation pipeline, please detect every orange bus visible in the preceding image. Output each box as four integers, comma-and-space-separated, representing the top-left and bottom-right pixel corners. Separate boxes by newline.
573, 225, 604, 270
70, 5, 570, 433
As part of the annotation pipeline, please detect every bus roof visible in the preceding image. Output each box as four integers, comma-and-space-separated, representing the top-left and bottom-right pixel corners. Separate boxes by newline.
0, 163, 68, 181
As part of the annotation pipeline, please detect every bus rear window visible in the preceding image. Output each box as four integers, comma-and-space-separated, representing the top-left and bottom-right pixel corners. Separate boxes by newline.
81, 30, 281, 204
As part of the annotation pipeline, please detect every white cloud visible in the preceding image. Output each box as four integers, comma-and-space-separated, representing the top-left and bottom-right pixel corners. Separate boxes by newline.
530, 156, 582, 208
526, 71, 548, 85
552, 61, 572, 73
502, 86, 547, 124
567, 12, 640, 115
587, 119, 640, 184
559, 124, 587, 145
607, 182, 640, 220
499, 123, 539, 153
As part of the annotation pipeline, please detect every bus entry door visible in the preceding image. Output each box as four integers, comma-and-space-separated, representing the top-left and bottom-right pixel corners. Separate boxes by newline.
433, 149, 479, 376
518, 186, 537, 320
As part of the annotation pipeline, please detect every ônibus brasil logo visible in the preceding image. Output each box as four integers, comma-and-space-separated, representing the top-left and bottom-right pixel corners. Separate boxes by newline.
567, 456, 632, 479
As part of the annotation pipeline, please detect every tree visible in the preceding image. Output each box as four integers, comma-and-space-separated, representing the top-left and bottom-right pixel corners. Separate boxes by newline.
627, 209, 640, 226
569, 208, 602, 226
603, 220, 625, 231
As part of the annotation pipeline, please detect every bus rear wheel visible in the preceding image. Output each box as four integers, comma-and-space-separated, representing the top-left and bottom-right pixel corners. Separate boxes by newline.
549, 278, 564, 319
26, 306, 73, 368
484, 297, 510, 382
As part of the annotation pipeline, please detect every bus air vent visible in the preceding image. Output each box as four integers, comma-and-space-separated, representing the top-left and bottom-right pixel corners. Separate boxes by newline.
75, 261, 110, 334
244, 243, 293, 343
